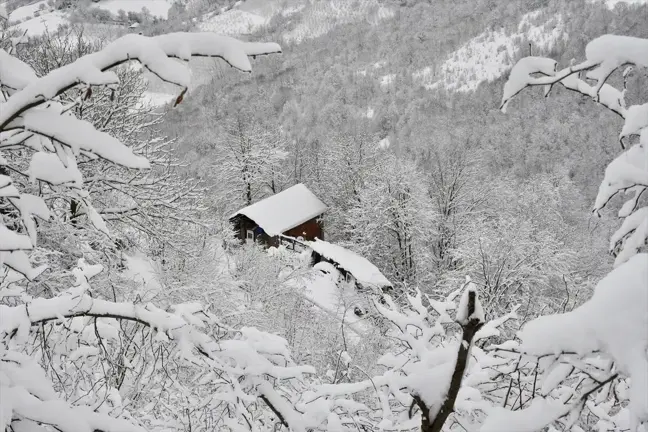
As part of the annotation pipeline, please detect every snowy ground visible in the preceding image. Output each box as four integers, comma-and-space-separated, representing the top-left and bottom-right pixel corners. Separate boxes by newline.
414, 11, 566, 92
9, 10, 67, 36
6, 0, 66, 36
7, 0, 49, 21
137, 91, 175, 109
300, 263, 374, 339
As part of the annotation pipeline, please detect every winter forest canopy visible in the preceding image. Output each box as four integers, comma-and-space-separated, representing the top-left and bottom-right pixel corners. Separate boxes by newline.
0, 0, 647, 431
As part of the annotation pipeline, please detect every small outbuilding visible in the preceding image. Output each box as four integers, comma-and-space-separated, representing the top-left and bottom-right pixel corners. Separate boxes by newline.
306, 239, 393, 292
230, 183, 327, 248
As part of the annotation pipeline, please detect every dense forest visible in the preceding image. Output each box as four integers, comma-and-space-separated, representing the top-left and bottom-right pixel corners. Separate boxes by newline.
1, 0, 647, 431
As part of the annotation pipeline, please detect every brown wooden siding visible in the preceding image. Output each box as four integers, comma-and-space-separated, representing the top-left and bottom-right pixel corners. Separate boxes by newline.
232, 215, 324, 248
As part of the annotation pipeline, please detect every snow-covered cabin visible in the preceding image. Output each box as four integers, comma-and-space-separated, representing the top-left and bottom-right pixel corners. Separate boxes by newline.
230, 184, 327, 248
307, 239, 393, 292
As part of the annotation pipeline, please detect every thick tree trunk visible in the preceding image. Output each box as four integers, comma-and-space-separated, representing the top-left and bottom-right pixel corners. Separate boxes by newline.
416, 291, 484, 432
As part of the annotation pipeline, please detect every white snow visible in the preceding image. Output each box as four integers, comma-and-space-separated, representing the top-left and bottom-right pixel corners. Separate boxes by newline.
283, 0, 393, 44
8, 0, 49, 22
230, 183, 327, 237
94, 0, 174, 19
198, 9, 268, 36
22, 108, 150, 169
0, 49, 37, 93
378, 136, 390, 149
9, 11, 67, 37
414, 11, 566, 92
380, 74, 395, 87
481, 397, 567, 432
138, 91, 175, 108
306, 239, 392, 290
455, 278, 485, 325
122, 253, 162, 296
518, 253, 648, 424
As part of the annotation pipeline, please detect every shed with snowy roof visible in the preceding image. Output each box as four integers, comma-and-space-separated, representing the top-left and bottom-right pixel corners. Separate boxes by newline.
229, 184, 327, 248
306, 239, 393, 292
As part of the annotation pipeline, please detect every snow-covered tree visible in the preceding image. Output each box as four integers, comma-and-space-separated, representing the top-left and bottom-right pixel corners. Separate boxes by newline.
496, 34, 648, 431
345, 152, 437, 287
0, 31, 333, 431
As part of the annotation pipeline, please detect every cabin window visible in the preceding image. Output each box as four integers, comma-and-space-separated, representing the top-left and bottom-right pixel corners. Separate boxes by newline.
246, 230, 254, 243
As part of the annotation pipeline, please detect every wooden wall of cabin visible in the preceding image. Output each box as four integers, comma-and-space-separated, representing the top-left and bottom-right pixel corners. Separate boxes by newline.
283, 217, 324, 241
233, 215, 323, 248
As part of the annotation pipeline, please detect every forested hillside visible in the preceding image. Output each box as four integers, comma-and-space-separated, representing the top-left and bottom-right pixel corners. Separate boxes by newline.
166, 0, 647, 304
1, 0, 647, 431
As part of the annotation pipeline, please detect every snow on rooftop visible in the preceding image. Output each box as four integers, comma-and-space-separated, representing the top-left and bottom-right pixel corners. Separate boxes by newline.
231, 184, 327, 236
306, 239, 392, 289
414, 11, 566, 92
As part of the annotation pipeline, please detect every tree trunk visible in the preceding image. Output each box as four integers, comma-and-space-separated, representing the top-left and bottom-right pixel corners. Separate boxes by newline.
416, 291, 484, 432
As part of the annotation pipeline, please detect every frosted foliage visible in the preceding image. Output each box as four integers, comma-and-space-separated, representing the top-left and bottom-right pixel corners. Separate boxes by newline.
414, 12, 565, 93
305, 285, 518, 429
519, 254, 648, 425
1, 30, 286, 432
1, 31, 281, 274
501, 33, 648, 432
0, 261, 321, 431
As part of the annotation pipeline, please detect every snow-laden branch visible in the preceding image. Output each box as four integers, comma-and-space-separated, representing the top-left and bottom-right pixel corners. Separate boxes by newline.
501, 35, 648, 145
0, 261, 315, 431
0, 32, 281, 131
515, 253, 648, 426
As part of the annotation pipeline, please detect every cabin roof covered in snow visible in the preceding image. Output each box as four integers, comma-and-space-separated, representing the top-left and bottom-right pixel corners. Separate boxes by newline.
230, 183, 327, 236
306, 239, 392, 289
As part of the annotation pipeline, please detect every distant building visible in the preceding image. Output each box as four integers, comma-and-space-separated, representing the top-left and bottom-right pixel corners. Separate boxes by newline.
230, 183, 327, 248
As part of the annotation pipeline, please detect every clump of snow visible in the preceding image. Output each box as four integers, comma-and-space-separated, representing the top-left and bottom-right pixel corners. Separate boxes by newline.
414, 11, 566, 92
518, 253, 648, 424
137, 91, 175, 109
122, 253, 162, 296
481, 397, 568, 432
380, 74, 395, 87
378, 136, 390, 149
455, 277, 485, 325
